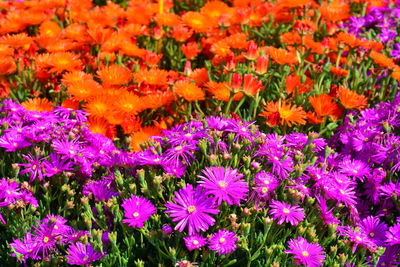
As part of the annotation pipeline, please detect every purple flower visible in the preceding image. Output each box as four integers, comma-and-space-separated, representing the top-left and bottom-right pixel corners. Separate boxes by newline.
51, 138, 83, 160
121, 195, 156, 228
10, 233, 41, 262
337, 226, 377, 253
208, 229, 238, 255
65, 242, 104, 266
18, 153, 46, 182
253, 171, 279, 199
359, 216, 388, 246
386, 222, 400, 246
285, 236, 325, 267
165, 184, 219, 235
197, 166, 249, 206
0, 133, 31, 152
269, 200, 305, 226
83, 180, 118, 202
42, 153, 73, 177
184, 234, 208, 250
339, 157, 370, 181
316, 195, 340, 225
377, 245, 400, 266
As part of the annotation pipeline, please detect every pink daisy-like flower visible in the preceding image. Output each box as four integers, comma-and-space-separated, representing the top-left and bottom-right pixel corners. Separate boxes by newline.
165, 184, 219, 235
208, 229, 238, 255
121, 195, 157, 228
197, 166, 249, 206
184, 234, 208, 250
269, 200, 305, 226
285, 236, 325, 267
66, 242, 104, 266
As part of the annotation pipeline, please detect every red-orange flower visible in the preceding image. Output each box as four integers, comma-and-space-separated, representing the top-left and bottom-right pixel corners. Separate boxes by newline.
259, 100, 307, 127
174, 80, 205, 102
338, 86, 367, 110
21, 98, 53, 112
309, 94, 342, 119
130, 126, 162, 152
286, 74, 313, 95
97, 65, 131, 86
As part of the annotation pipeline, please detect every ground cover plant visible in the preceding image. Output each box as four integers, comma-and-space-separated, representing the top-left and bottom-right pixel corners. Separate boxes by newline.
0, 0, 399, 266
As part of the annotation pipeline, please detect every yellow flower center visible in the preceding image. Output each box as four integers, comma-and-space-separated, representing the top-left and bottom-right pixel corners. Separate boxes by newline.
302, 251, 309, 257
43, 236, 49, 243
218, 181, 227, 188
369, 232, 375, 237
187, 205, 196, 213
219, 237, 226, 243
193, 240, 199, 245
175, 146, 183, 151
133, 212, 140, 217
356, 236, 362, 242
283, 208, 290, 214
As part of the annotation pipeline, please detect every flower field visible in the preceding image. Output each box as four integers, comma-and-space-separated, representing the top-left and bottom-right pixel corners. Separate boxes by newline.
0, 0, 399, 266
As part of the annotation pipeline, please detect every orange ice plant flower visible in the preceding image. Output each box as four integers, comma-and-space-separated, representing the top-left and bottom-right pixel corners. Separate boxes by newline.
319, 0, 350, 22
259, 100, 307, 127
205, 81, 243, 102
338, 86, 367, 110
97, 64, 131, 86
369, 51, 396, 69
130, 126, 162, 152
48, 52, 82, 74
309, 94, 342, 118
174, 80, 205, 102
22, 98, 53, 112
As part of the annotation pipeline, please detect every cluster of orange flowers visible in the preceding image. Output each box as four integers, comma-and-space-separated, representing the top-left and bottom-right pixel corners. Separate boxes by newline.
0, 0, 398, 150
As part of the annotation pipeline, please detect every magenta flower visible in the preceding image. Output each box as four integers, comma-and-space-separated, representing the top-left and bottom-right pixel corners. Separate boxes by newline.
386, 222, 400, 245
165, 184, 219, 235
65, 242, 104, 266
285, 236, 325, 267
197, 166, 249, 206
184, 234, 208, 250
121, 195, 156, 228
208, 229, 238, 255
269, 200, 305, 226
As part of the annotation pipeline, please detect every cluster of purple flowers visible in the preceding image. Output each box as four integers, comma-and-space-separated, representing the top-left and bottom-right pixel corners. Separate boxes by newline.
1, 96, 399, 265
0, 178, 37, 224
9, 214, 103, 265
344, 2, 400, 58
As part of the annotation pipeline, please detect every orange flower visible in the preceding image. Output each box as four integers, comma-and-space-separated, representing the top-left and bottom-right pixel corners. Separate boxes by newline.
67, 79, 103, 101
88, 116, 116, 139
39, 20, 62, 38
121, 116, 142, 134
182, 42, 202, 60
266, 46, 298, 65
278, 0, 313, 8
319, 0, 350, 22
224, 33, 248, 49
200, 1, 232, 23
0, 77, 11, 98
286, 73, 313, 95
330, 66, 349, 77
48, 52, 82, 73
155, 12, 181, 27
61, 99, 80, 110
210, 40, 232, 57
0, 33, 33, 50
309, 94, 341, 118
0, 56, 16, 75
140, 91, 174, 109
114, 91, 144, 116
97, 65, 131, 86
306, 111, 324, 124
242, 74, 264, 96
336, 32, 359, 48
21, 98, 53, 112
133, 68, 169, 86
174, 80, 205, 102
280, 32, 302, 45
369, 51, 396, 69
62, 71, 93, 86
259, 100, 307, 127
205, 81, 243, 102
130, 126, 162, 152
338, 86, 367, 110
182, 11, 214, 33
84, 95, 114, 118
189, 68, 209, 86
170, 26, 193, 42
392, 68, 400, 82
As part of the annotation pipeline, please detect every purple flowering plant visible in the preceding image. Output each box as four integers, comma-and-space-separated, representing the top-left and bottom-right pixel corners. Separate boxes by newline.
0, 97, 399, 266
